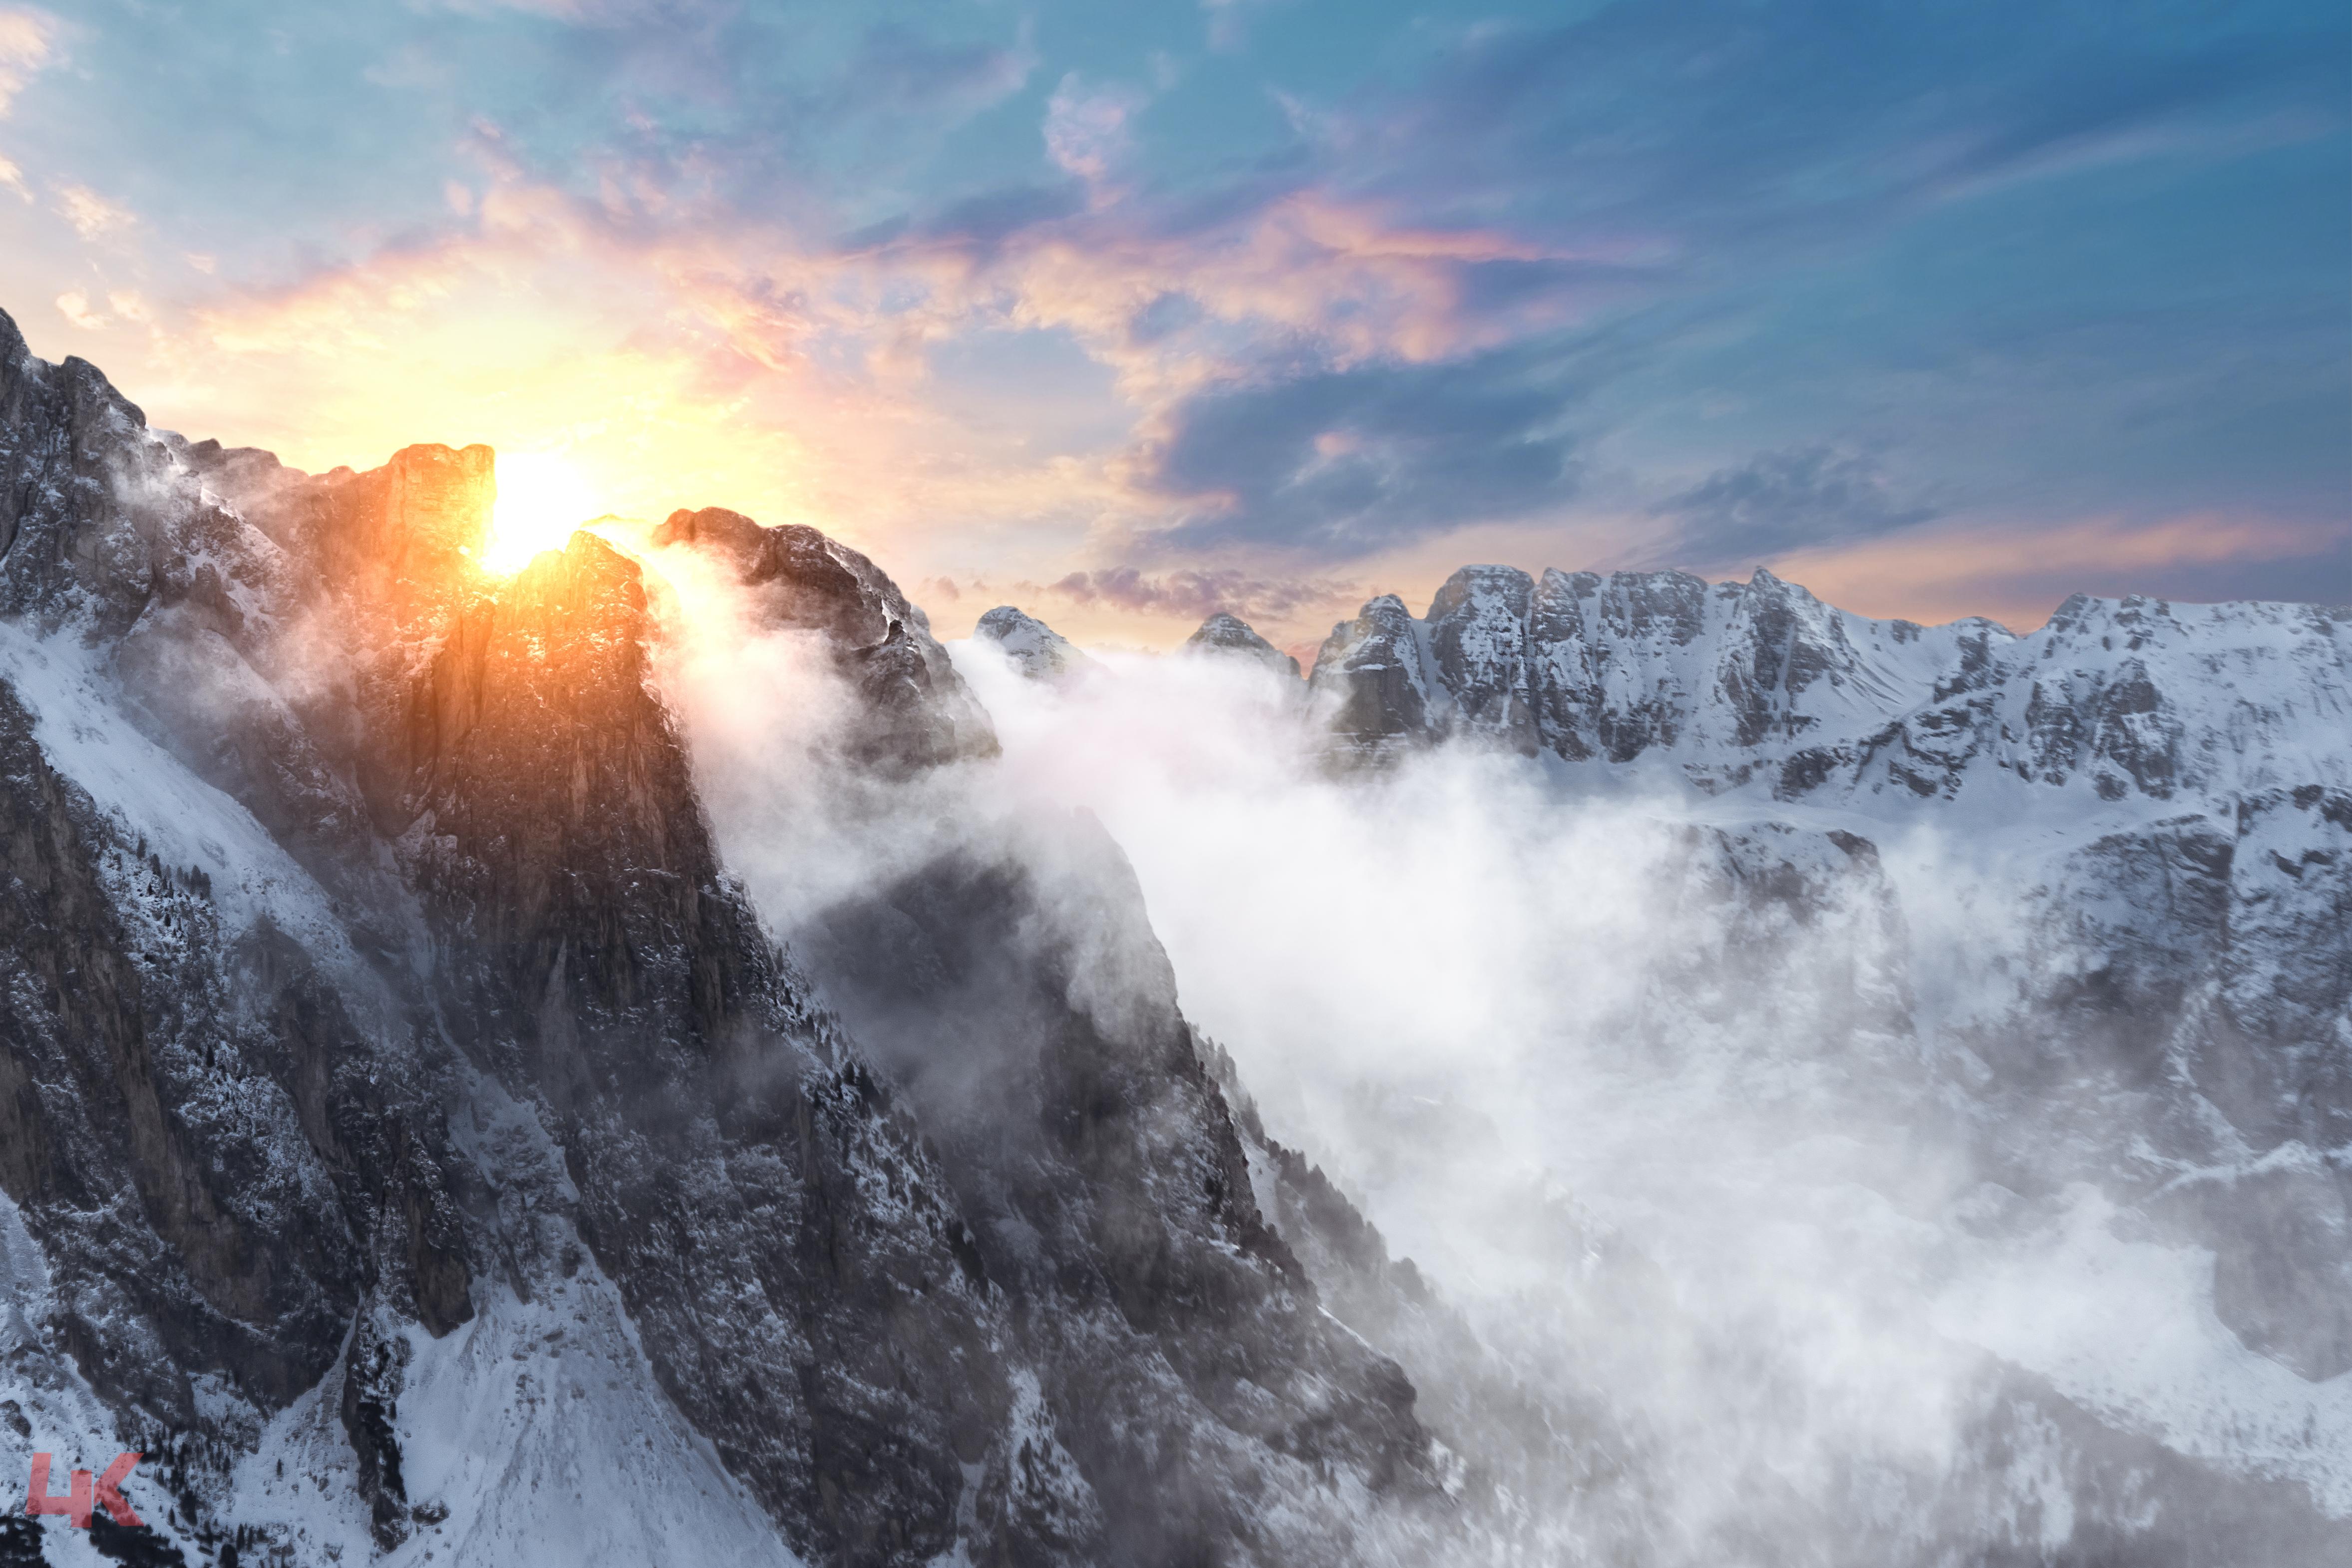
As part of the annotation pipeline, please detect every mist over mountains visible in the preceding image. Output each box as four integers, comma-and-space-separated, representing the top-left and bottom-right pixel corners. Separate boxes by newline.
1, 304, 2348, 1566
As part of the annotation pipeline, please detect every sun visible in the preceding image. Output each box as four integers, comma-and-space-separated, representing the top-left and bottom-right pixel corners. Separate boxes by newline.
481, 452, 600, 575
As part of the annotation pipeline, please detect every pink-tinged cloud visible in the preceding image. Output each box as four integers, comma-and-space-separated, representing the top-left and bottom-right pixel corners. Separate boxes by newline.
1044, 74, 1148, 186
878, 188, 1643, 384
1769, 511, 2352, 631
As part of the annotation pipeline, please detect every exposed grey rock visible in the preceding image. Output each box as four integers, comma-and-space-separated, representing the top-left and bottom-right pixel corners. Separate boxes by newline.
0, 306, 1450, 1568
1307, 594, 1433, 763
1423, 565, 1539, 754
798, 825, 1440, 1564
653, 506, 998, 774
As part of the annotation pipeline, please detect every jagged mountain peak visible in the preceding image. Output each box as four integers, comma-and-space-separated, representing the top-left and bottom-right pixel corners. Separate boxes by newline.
1308, 560, 2351, 806
0, 318, 1451, 1565
0, 301, 28, 372
6, 310, 2348, 1566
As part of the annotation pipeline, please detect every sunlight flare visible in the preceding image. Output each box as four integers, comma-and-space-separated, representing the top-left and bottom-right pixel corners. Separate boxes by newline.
481, 452, 599, 574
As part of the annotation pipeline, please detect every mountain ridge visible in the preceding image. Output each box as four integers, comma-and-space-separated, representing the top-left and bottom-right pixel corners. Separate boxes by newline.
5, 304, 2350, 1565
0, 306, 1451, 1567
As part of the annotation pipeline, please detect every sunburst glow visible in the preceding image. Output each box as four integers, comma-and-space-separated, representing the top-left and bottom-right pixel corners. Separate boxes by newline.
481, 452, 600, 575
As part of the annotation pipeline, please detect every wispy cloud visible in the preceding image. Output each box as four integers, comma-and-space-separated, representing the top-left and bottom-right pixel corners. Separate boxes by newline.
1042, 563, 1355, 623
1044, 73, 1148, 185
0, 4, 57, 119
54, 288, 103, 328
1649, 445, 1939, 569
53, 181, 133, 240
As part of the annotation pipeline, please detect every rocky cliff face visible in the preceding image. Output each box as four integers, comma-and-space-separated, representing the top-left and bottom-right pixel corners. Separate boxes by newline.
5, 303, 2346, 1566
652, 507, 997, 774
0, 309, 1445, 1567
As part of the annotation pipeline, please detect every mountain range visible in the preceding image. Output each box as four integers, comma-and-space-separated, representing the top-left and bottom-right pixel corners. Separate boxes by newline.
2, 304, 2348, 1565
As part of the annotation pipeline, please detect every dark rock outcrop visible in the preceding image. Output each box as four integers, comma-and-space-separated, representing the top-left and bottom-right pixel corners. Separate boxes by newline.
0, 306, 1449, 1567
653, 507, 997, 773
1307, 594, 1432, 762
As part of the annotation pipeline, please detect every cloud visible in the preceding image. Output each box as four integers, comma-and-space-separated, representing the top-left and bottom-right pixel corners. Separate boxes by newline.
1650, 445, 1939, 566
1201, 0, 1284, 54
846, 24, 1035, 120
0, 5, 56, 118
5, 0, 2334, 627
0, 152, 23, 200
1042, 564, 1356, 625
808, 0, 2342, 570
432, 0, 725, 24
900, 185, 1639, 385
1771, 509, 2352, 630
1347, 0, 2344, 255
54, 181, 133, 240
54, 288, 103, 328
1044, 74, 1149, 185
1130, 343, 1585, 555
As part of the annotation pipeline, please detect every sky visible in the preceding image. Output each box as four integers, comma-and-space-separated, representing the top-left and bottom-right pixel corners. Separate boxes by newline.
0, 0, 2345, 650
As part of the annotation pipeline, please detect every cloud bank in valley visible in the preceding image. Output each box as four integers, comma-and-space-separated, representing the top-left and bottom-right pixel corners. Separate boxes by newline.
615, 537, 2352, 1557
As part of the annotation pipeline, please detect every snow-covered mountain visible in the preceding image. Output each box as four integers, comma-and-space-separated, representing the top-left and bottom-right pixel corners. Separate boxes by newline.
1296, 566, 2350, 1218
1308, 563, 2349, 806
0, 309, 1448, 1567
1279, 568, 2349, 1385
2, 302, 2347, 1567
946, 576, 2352, 1560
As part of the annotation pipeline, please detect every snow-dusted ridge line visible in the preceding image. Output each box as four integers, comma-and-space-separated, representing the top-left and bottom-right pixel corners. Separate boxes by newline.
1295, 563, 2350, 814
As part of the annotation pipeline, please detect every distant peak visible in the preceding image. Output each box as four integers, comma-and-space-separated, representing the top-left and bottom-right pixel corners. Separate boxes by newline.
1184, 612, 1302, 680
651, 505, 767, 566
976, 605, 1093, 679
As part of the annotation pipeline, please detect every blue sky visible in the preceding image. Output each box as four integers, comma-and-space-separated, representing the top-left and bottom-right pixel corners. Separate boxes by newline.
0, 0, 2344, 643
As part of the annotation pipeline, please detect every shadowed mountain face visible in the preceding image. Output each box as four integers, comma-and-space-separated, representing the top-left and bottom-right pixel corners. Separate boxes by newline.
0, 309, 1444, 1567
651, 506, 998, 775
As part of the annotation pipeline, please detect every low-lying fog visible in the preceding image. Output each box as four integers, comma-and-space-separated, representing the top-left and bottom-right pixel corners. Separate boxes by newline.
618, 534, 2348, 1557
